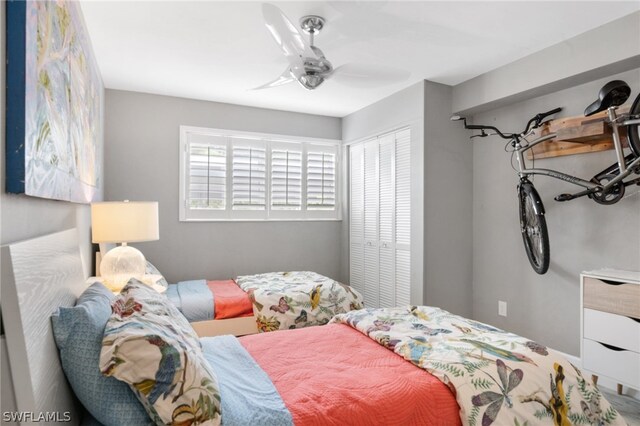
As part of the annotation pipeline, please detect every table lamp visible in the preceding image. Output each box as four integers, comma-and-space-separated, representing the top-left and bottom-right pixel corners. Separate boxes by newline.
91, 201, 159, 291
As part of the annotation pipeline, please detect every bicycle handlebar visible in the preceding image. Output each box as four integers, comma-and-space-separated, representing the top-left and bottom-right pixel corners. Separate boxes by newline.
463, 123, 512, 139
455, 107, 562, 140
523, 107, 562, 134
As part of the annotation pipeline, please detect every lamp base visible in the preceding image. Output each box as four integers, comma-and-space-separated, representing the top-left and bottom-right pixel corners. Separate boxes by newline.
100, 245, 146, 292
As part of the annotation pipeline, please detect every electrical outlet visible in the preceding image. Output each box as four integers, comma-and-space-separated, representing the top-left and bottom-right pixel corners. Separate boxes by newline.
498, 301, 507, 317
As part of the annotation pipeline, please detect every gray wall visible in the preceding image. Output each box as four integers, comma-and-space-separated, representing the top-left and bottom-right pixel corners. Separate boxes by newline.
0, 5, 103, 417
471, 69, 640, 355
453, 12, 640, 115
104, 90, 343, 283
342, 80, 474, 316
0, 7, 99, 278
342, 81, 426, 304
423, 81, 473, 317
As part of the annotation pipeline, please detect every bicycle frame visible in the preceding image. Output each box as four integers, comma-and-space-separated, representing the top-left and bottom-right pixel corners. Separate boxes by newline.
514, 108, 640, 194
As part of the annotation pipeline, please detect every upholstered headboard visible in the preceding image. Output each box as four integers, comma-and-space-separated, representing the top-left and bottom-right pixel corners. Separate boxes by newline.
1, 229, 87, 425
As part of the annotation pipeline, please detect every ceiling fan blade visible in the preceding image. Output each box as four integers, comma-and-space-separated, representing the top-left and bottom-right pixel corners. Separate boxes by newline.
251, 68, 296, 90
262, 3, 316, 63
331, 63, 410, 88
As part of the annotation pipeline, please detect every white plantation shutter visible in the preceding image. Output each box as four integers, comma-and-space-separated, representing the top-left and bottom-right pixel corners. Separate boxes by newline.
307, 146, 337, 210
271, 144, 302, 210
180, 126, 340, 221
232, 142, 266, 210
188, 143, 226, 210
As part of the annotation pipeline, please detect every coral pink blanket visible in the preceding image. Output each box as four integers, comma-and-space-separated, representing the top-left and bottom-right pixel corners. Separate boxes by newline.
240, 323, 461, 426
207, 280, 253, 319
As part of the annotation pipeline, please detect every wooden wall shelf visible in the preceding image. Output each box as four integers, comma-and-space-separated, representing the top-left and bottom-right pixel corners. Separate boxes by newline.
527, 106, 629, 160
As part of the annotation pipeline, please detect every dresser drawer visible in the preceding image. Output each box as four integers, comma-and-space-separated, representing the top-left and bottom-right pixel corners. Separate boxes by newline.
583, 308, 640, 353
583, 277, 640, 319
582, 338, 640, 388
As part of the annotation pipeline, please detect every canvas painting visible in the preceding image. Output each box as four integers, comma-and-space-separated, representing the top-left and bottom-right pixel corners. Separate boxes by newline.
6, 0, 103, 203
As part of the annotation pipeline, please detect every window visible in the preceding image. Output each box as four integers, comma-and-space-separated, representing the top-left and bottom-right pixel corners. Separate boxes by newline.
271, 143, 302, 211
187, 143, 226, 210
307, 148, 336, 210
232, 142, 266, 211
180, 126, 341, 221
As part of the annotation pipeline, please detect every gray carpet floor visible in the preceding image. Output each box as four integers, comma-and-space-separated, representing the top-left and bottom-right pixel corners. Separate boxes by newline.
602, 388, 640, 426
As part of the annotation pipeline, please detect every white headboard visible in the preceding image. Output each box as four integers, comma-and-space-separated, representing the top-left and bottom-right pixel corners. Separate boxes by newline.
1, 229, 87, 425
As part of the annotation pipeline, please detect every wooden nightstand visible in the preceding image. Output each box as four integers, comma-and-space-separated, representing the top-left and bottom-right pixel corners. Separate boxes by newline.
580, 269, 640, 395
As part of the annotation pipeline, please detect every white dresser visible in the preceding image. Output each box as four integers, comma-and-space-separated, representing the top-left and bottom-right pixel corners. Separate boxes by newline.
580, 269, 640, 393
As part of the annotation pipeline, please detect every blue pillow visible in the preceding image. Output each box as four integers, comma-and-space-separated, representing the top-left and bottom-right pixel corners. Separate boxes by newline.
51, 282, 152, 426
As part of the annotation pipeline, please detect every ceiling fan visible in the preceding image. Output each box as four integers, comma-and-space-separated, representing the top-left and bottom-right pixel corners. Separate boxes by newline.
254, 3, 410, 91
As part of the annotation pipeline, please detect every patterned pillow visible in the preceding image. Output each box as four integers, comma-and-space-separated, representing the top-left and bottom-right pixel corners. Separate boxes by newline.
145, 260, 169, 291
100, 280, 221, 425
51, 282, 152, 425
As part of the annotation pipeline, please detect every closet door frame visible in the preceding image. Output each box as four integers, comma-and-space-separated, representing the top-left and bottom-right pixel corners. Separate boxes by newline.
346, 121, 421, 307
348, 126, 411, 309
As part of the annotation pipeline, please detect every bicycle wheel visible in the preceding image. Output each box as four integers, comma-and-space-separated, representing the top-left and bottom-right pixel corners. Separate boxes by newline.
518, 182, 550, 274
629, 92, 640, 157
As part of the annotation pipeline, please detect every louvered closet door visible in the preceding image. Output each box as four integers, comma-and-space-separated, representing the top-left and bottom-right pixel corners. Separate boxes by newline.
349, 144, 365, 297
363, 142, 380, 307
350, 129, 411, 309
394, 129, 411, 306
378, 135, 396, 308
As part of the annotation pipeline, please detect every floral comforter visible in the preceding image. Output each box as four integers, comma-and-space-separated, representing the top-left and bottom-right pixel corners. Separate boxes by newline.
235, 271, 363, 332
331, 306, 625, 426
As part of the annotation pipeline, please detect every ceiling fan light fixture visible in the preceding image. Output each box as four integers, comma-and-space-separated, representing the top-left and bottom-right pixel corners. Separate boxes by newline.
298, 74, 325, 90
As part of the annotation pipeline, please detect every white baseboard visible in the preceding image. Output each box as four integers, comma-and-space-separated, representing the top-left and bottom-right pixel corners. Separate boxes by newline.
555, 350, 639, 401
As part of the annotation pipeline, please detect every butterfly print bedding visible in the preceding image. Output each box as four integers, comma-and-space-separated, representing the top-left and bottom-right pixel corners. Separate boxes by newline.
331, 306, 625, 426
236, 271, 364, 331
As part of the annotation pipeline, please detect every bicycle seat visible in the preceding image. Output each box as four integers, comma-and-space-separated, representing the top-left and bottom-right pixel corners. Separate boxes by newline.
584, 80, 631, 117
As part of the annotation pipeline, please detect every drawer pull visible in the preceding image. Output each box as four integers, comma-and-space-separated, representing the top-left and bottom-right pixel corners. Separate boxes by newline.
599, 279, 624, 286
597, 342, 627, 352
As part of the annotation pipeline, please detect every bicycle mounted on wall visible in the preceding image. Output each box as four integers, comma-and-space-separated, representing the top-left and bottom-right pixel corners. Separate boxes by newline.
452, 80, 640, 274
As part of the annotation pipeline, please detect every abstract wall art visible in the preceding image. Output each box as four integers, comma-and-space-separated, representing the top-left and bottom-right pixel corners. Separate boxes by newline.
6, 0, 103, 203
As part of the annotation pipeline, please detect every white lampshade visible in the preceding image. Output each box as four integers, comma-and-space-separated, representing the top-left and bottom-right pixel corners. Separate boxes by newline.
91, 201, 159, 243
91, 201, 159, 292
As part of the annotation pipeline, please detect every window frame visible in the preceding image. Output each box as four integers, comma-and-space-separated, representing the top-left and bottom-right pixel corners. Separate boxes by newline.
179, 126, 342, 222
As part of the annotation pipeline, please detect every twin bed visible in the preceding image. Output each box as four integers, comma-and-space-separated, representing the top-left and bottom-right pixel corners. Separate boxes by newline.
162, 270, 364, 337
1, 229, 627, 426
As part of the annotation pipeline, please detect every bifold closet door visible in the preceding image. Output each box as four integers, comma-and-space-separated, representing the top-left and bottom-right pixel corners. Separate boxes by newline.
349, 144, 365, 297
378, 135, 395, 308
394, 129, 411, 306
363, 142, 380, 307
350, 129, 411, 309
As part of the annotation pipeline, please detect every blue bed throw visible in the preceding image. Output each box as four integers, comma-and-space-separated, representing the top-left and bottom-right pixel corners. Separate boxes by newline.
165, 280, 214, 322
201, 336, 294, 426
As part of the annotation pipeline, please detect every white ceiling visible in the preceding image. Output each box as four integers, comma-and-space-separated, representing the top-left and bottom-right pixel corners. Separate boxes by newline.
81, 1, 640, 117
